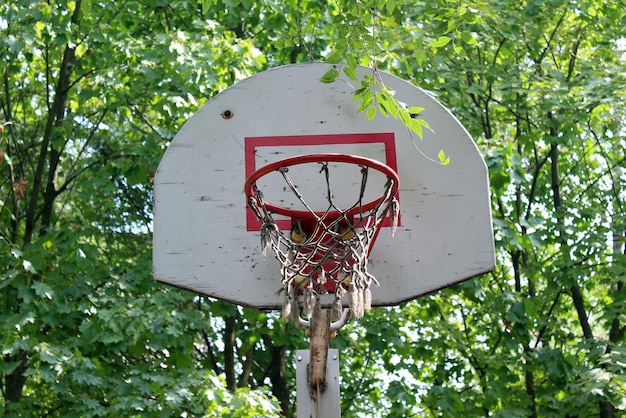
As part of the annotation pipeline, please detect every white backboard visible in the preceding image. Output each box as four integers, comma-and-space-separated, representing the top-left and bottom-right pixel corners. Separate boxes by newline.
153, 63, 495, 309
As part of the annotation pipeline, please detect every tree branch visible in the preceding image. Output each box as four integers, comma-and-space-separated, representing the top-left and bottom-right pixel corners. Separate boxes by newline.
24, 0, 82, 243
550, 141, 594, 340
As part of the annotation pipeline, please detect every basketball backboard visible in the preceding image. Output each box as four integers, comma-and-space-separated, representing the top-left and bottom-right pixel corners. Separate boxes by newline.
153, 63, 495, 309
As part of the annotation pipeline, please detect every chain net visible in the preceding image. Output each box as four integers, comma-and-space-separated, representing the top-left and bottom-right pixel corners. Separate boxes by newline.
247, 159, 399, 320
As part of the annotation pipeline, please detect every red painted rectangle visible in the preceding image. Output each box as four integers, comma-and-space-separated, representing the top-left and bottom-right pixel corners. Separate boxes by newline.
244, 133, 399, 231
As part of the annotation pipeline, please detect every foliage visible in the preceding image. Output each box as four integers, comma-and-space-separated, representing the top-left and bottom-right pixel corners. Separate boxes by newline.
346, 0, 626, 416
318, 0, 479, 165
1, 0, 275, 415
1, 0, 625, 417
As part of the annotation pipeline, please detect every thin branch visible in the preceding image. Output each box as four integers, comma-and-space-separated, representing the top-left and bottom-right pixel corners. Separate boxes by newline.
532, 290, 564, 350
524, 142, 550, 221
125, 98, 168, 140
537, 8, 568, 65
565, 27, 585, 83
586, 119, 624, 214
62, 108, 109, 187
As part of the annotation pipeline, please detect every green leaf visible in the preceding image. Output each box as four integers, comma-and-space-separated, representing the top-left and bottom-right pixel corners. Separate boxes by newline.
429, 36, 452, 48
453, 43, 468, 58
438, 149, 450, 165
325, 52, 344, 65
523, 298, 538, 318
3, 152, 12, 167
23, 259, 37, 274
408, 118, 424, 138
80, 0, 92, 17
0, 361, 21, 375
384, 97, 399, 118
346, 53, 358, 70
377, 98, 389, 117
32, 281, 54, 300
71, 369, 103, 387
365, 106, 376, 120
343, 65, 359, 81
357, 90, 374, 112
408, 106, 425, 115
460, 31, 479, 46
320, 68, 340, 83
418, 118, 431, 131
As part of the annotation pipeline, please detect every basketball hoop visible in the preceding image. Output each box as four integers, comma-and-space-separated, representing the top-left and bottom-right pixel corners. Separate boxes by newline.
156, 64, 496, 416
245, 153, 400, 321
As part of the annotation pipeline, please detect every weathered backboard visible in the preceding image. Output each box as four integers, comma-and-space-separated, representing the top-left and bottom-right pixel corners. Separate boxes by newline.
153, 63, 495, 309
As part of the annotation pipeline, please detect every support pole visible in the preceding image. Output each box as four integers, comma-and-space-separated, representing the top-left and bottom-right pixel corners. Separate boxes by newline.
296, 348, 341, 418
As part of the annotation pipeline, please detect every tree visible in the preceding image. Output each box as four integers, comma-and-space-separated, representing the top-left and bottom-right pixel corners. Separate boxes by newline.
351, 0, 626, 416
1, 0, 277, 415
2, 0, 625, 416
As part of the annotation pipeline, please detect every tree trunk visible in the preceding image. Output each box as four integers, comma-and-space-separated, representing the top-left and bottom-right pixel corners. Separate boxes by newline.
224, 315, 237, 392
3, 351, 27, 407
262, 333, 292, 417
524, 367, 537, 418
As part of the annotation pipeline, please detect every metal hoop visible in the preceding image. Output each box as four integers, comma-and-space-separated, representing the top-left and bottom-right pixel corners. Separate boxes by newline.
244, 153, 400, 219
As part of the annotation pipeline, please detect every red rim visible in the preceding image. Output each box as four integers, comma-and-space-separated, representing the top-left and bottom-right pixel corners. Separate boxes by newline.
244, 153, 399, 219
